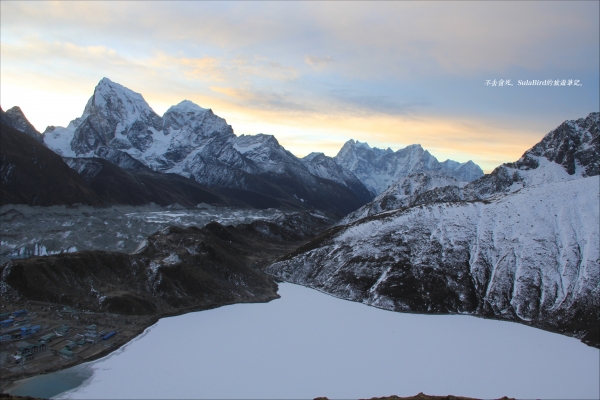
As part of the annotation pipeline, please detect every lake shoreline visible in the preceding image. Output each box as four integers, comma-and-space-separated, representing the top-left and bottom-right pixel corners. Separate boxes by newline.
0, 294, 280, 395
33, 283, 600, 399
272, 279, 600, 349
3, 277, 598, 397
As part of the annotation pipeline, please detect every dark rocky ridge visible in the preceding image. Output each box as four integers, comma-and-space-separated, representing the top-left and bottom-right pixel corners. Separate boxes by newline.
0, 123, 101, 206
0, 107, 43, 143
1, 212, 333, 315
63, 157, 227, 207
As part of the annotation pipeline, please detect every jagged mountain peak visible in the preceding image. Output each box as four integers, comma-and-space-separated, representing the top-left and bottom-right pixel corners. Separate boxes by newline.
302, 152, 325, 161
518, 111, 599, 177
354, 140, 371, 149
0, 105, 43, 143
343, 112, 599, 225
87, 77, 158, 120
38, 78, 386, 214
334, 139, 483, 195
5, 105, 25, 117
442, 159, 472, 170
237, 133, 279, 144
165, 100, 209, 115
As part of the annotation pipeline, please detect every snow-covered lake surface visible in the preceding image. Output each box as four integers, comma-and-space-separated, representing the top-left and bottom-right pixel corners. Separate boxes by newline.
12, 283, 600, 399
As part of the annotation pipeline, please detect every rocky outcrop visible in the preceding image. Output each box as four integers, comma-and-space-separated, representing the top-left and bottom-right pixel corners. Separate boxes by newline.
340, 171, 465, 223
0, 106, 43, 143
1, 211, 333, 314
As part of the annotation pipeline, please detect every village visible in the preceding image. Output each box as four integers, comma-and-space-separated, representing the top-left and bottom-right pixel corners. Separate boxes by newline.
0, 300, 156, 393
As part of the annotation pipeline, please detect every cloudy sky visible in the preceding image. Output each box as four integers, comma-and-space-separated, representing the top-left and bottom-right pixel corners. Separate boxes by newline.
1, 1, 598, 172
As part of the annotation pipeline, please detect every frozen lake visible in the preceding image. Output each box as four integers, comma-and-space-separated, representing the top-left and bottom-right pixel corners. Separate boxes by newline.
12, 283, 600, 399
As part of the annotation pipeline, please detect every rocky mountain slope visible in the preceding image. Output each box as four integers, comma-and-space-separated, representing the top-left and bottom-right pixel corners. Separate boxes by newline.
333, 140, 483, 195
341, 171, 466, 223
343, 112, 599, 224
63, 157, 226, 208
0, 106, 43, 143
267, 177, 600, 347
1, 123, 101, 206
43, 78, 372, 215
301, 152, 373, 204
1, 212, 332, 315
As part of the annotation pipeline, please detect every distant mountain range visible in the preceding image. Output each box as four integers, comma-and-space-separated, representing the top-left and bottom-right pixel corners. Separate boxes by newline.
334, 140, 483, 195
1, 77, 483, 214
342, 112, 599, 224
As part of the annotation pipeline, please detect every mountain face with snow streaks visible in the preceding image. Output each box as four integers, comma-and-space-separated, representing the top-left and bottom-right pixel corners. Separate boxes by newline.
72, 78, 163, 155
333, 140, 483, 195
521, 112, 598, 177
267, 176, 600, 346
301, 152, 374, 204
463, 112, 598, 199
340, 171, 465, 223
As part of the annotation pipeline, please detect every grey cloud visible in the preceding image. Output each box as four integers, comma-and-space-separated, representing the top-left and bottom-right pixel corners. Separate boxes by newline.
305, 55, 333, 67
328, 88, 430, 117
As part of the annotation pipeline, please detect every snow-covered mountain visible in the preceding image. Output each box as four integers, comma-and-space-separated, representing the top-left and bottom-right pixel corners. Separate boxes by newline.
301, 152, 374, 204
0, 106, 43, 143
44, 78, 204, 165
461, 111, 599, 200
267, 176, 600, 346
340, 171, 466, 223
440, 159, 484, 182
43, 78, 372, 215
342, 112, 600, 225
333, 140, 483, 195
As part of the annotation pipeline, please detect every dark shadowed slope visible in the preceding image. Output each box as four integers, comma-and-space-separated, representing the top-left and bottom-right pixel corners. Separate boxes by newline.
1, 123, 101, 206
63, 157, 227, 207
1, 212, 333, 315
0, 106, 44, 143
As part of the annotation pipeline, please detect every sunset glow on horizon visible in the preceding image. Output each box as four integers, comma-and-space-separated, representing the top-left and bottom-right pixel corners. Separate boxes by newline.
1, 1, 598, 173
